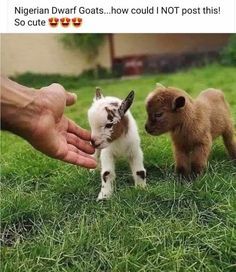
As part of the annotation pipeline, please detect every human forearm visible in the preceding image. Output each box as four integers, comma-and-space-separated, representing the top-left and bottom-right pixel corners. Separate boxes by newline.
1, 75, 40, 137
1, 77, 96, 168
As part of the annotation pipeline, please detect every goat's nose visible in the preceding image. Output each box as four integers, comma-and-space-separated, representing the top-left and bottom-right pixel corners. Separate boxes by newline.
145, 123, 152, 134
91, 139, 96, 147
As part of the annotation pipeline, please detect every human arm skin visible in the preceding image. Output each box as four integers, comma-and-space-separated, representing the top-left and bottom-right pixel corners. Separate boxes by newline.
1, 76, 97, 169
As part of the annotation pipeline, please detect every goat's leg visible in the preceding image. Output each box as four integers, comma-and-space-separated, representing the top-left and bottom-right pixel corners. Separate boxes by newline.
129, 148, 146, 188
223, 126, 236, 160
97, 150, 116, 201
174, 146, 191, 179
191, 142, 211, 177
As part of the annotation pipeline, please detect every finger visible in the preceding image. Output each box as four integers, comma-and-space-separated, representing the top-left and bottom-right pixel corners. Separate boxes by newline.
68, 144, 94, 158
68, 144, 79, 153
67, 120, 92, 141
41, 84, 76, 106
66, 92, 77, 106
40, 83, 66, 106
63, 151, 97, 169
42, 83, 65, 94
67, 133, 94, 154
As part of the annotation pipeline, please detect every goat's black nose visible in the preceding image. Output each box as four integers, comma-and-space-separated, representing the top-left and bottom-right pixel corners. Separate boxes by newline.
91, 139, 95, 147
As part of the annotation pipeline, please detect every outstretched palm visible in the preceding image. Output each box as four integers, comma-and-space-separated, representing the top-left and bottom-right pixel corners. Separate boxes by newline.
28, 84, 97, 168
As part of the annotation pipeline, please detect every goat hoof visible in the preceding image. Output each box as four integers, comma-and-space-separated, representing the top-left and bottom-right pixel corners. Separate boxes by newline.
135, 181, 147, 188
97, 191, 112, 201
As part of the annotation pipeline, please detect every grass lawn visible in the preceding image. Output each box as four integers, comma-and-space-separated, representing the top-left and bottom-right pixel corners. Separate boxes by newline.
1, 64, 236, 272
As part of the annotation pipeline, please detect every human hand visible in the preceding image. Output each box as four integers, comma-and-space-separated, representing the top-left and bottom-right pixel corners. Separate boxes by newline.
1, 78, 97, 169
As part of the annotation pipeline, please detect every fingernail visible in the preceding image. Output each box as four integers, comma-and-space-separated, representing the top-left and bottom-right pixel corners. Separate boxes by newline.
72, 93, 77, 101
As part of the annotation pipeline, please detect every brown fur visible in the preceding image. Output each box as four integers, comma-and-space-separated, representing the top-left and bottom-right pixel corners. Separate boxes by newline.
145, 86, 236, 178
136, 170, 146, 180
105, 106, 116, 121
105, 103, 129, 143
108, 116, 129, 142
103, 171, 110, 182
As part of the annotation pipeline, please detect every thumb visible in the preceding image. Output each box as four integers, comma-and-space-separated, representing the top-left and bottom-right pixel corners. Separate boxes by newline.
66, 92, 77, 106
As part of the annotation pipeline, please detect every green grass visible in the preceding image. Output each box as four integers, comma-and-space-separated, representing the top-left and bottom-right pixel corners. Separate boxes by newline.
1, 64, 236, 272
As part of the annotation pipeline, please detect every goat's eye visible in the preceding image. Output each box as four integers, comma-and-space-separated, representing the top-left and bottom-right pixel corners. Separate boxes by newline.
105, 123, 113, 129
154, 112, 163, 118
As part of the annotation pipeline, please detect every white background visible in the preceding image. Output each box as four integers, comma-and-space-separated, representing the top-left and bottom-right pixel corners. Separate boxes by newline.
0, 0, 235, 33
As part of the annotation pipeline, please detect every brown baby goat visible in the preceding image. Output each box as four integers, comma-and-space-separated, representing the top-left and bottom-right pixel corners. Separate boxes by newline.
145, 84, 236, 178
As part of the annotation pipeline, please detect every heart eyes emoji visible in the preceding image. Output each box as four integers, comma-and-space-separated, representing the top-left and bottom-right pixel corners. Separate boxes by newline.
48, 17, 59, 27
48, 17, 83, 27
72, 18, 83, 27
60, 18, 70, 27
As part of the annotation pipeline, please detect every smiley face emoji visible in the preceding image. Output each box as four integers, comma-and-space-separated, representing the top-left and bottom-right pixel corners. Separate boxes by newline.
60, 18, 70, 27
48, 17, 59, 27
72, 17, 83, 27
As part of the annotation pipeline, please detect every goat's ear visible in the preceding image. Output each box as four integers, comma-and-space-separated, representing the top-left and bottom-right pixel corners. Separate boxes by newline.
156, 82, 165, 88
94, 87, 104, 101
172, 96, 186, 111
118, 90, 135, 117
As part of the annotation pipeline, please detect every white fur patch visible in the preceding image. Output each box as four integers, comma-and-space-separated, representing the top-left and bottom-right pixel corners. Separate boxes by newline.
88, 94, 146, 200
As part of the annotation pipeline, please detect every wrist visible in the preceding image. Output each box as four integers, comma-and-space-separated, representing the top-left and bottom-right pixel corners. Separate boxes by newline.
1, 77, 42, 137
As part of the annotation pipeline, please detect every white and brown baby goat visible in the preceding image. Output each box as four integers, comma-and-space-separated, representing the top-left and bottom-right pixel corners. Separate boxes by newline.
88, 88, 146, 200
